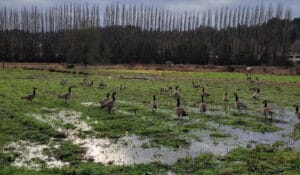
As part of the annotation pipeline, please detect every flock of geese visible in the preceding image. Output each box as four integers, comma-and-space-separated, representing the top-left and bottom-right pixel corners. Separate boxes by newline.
21, 73, 300, 120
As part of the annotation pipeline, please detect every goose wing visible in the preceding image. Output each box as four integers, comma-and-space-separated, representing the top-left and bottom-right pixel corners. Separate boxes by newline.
100, 97, 109, 104
21, 94, 34, 100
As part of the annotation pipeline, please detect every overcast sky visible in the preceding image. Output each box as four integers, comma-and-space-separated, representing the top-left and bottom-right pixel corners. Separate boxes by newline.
1, 0, 300, 18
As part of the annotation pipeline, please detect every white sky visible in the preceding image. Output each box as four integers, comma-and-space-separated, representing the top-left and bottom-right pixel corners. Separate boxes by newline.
1, 0, 299, 18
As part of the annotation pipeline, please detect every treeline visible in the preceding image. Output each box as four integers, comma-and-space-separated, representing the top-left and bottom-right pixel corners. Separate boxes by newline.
0, 3, 298, 65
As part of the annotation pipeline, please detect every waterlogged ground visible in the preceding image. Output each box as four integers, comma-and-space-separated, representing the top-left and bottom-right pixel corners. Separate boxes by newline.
0, 67, 300, 174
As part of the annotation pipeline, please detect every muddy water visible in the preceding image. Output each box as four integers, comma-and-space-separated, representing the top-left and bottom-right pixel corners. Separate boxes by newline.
189, 106, 300, 149
5, 106, 300, 168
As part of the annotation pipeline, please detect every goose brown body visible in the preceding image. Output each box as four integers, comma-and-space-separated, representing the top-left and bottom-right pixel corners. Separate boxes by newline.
192, 81, 201, 88
252, 88, 260, 101
202, 87, 210, 97
223, 92, 229, 102
176, 97, 187, 117
100, 92, 116, 113
200, 95, 207, 113
100, 93, 110, 105
234, 93, 246, 111
160, 87, 168, 93
99, 81, 107, 87
58, 87, 73, 103
152, 95, 158, 113
262, 101, 273, 120
174, 86, 180, 98
87, 80, 94, 87
21, 88, 37, 101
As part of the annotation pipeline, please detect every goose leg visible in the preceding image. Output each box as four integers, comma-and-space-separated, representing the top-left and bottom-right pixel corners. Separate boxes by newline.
264, 113, 267, 122
271, 114, 273, 121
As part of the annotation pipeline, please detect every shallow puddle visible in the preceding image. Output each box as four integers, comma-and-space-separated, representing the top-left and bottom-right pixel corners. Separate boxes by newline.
5, 107, 300, 168
3, 141, 68, 169
81, 102, 99, 107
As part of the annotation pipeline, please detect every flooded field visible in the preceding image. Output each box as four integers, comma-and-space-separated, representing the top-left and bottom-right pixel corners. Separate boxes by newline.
0, 68, 299, 174
4, 106, 299, 168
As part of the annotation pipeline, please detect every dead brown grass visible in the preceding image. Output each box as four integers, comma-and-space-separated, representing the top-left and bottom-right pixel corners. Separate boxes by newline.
2, 62, 300, 75
102, 64, 300, 75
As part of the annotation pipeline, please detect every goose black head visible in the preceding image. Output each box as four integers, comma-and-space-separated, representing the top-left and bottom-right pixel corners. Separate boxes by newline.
153, 95, 156, 101
106, 93, 110, 98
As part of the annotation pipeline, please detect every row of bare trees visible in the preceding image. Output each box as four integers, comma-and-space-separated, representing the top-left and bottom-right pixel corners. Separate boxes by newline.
0, 4, 101, 32
104, 2, 292, 31
0, 3, 292, 32
0, 2, 297, 65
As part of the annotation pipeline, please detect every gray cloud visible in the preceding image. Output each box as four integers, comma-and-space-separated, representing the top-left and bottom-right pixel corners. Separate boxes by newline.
1, 0, 299, 18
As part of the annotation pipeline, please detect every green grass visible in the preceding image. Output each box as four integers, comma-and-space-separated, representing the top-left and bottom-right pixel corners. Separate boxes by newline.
0, 67, 299, 174
172, 144, 300, 174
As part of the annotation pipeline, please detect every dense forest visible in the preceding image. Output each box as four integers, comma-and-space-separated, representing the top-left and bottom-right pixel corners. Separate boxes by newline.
0, 2, 299, 65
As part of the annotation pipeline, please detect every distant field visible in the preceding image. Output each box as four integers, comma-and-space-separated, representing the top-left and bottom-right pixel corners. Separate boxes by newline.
2, 62, 300, 75
0, 66, 300, 174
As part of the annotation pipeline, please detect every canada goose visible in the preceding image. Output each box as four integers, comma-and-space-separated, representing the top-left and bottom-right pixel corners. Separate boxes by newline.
176, 97, 187, 117
98, 81, 107, 87
249, 87, 259, 92
174, 86, 180, 98
223, 92, 229, 102
120, 84, 126, 90
262, 101, 273, 120
21, 88, 37, 101
58, 86, 73, 103
201, 87, 210, 97
200, 95, 207, 113
255, 77, 259, 85
60, 79, 68, 86
100, 92, 116, 113
252, 88, 260, 101
294, 105, 300, 118
233, 93, 246, 111
275, 86, 281, 91
151, 95, 158, 113
160, 87, 168, 93
80, 79, 88, 86
87, 80, 94, 87
192, 81, 201, 88
100, 93, 110, 105
246, 72, 251, 81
